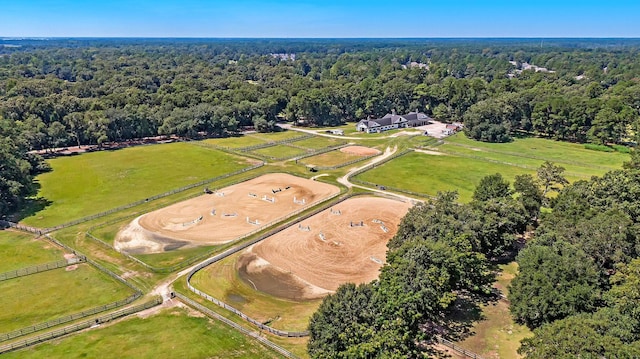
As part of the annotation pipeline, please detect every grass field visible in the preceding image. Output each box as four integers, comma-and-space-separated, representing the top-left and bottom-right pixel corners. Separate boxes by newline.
444, 133, 629, 171
190, 255, 321, 332
203, 135, 267, 149
357, 152, 533, 202
21, 143, 254, 228
456, 262, 531, 359
251, 145, 307, 160
249, 131, 307, 142
5, 307, 282, 359
292, 136, 344, 150
0, 264, 134, 332
301, 150, 366, 168
0, 231, 66, 273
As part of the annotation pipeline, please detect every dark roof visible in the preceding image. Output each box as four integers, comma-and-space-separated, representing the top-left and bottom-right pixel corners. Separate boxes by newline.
358, 111, 432, 128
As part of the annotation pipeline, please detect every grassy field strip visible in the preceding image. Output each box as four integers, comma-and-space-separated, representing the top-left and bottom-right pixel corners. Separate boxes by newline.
191, 255, 320, 332
251, 145, 308, 160
0, 231, 66, 273
436, 145, 606, 179
456, 262, 532, 358
290, 136, 347, 151
442, 141, 622, 172
0, 264, 135, 333
203, 135, 267, 149
356, 152, 533, 202
173, 279, 310, 358
1, 305, 284, 359
445, 133, 628, 170
22, 142, 256, 227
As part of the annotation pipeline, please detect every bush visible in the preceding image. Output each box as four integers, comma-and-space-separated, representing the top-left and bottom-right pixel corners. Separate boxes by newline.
584, 143, 614, 152
612, 145, 631, 154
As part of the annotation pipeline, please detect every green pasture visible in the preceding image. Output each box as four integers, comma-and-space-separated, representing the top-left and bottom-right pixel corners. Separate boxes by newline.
445, 133, 629, 171
438, 144, 611, 179
356, 152, 534, 202
292, 136, 344, 150
0, 264, 134, 333
22, 142, 253, 228
190, 255, 321, 332
301, 150, 368, 168
251, 145, 307, 160
5, 307, 282, 359
249, 130, 307, 142
202, 135, 266, 149
0, 230, 66, 273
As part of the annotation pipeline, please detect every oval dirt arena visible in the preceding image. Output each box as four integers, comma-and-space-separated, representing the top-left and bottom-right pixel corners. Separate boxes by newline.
114, 173, 339, 254
238, 196, 412, 300
339, 146, 381, 156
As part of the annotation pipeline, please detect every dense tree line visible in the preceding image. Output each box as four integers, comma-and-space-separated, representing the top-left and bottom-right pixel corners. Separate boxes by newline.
508, 162, 640, 356
1, 39, 639, 152
307, 170, 551, 357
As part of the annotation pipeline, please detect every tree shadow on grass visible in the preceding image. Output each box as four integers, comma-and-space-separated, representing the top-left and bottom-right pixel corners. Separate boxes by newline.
10, 196, 52, 223
440, 293, 502, 341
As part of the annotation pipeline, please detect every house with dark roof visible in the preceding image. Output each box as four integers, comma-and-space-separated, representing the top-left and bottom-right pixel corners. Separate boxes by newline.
356, 110, 432, 133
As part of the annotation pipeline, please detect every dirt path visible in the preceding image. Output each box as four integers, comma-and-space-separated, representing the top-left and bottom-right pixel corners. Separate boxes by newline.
338, 146, 424, 204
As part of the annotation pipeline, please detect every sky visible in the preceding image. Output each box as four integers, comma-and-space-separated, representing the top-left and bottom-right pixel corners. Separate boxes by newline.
0, 0, 638, 38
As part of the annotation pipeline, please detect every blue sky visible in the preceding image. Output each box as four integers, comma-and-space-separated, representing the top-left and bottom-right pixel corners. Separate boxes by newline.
0, 0, 638, 38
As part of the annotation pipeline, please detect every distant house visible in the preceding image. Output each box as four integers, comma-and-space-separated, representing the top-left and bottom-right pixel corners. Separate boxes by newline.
356, 110, 432, 133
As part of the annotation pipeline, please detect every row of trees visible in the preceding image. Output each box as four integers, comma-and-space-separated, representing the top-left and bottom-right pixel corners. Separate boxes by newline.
307, 164, 569, 357
1, 40, 640, 152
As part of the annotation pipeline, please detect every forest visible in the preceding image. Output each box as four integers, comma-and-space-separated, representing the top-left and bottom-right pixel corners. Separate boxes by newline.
2, 38, 640, 357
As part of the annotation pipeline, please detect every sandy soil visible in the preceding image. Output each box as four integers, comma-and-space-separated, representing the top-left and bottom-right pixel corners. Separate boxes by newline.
339, 146, 381, 156
239, 196, 412, 300
115, 173, 339, 254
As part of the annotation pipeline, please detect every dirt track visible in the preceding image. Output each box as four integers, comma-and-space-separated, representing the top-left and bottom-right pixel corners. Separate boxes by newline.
239, 196, 411, 300
114, 173, 339, 254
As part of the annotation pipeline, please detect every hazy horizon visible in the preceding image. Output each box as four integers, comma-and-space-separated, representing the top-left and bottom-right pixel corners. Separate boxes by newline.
0, 0, 638, 38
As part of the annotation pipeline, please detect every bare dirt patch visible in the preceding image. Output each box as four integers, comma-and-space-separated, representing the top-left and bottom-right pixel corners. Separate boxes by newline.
65, 264, 78, 271
115, 173, 339, 254
339, 146, 381, 156
415, 149, 446, 156
239, 196, 412, 300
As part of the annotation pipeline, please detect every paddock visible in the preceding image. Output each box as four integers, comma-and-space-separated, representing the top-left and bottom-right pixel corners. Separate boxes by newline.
238, 196, 411, 300
114, 173, 339, 254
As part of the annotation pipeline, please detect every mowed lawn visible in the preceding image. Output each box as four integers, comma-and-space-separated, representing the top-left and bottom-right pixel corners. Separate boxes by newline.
249, 130, 307, 142
445, 133, 629, 171
251, 145, 307, 159
302, 150, 368, 167
0, 230, 66, 273
203, 135, 266, 149
5, 308, 282, 359
292, 136, 344, 150
357, 152, 533, 202
0, 264, 134, 332
23, 143, 253, 227
191, 255, 321, 332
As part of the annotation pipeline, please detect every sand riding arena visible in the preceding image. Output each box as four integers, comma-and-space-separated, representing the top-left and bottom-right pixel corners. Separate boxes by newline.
238, 196, 411, 300
339, 145, 380, 156
114, 173, 339, 254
